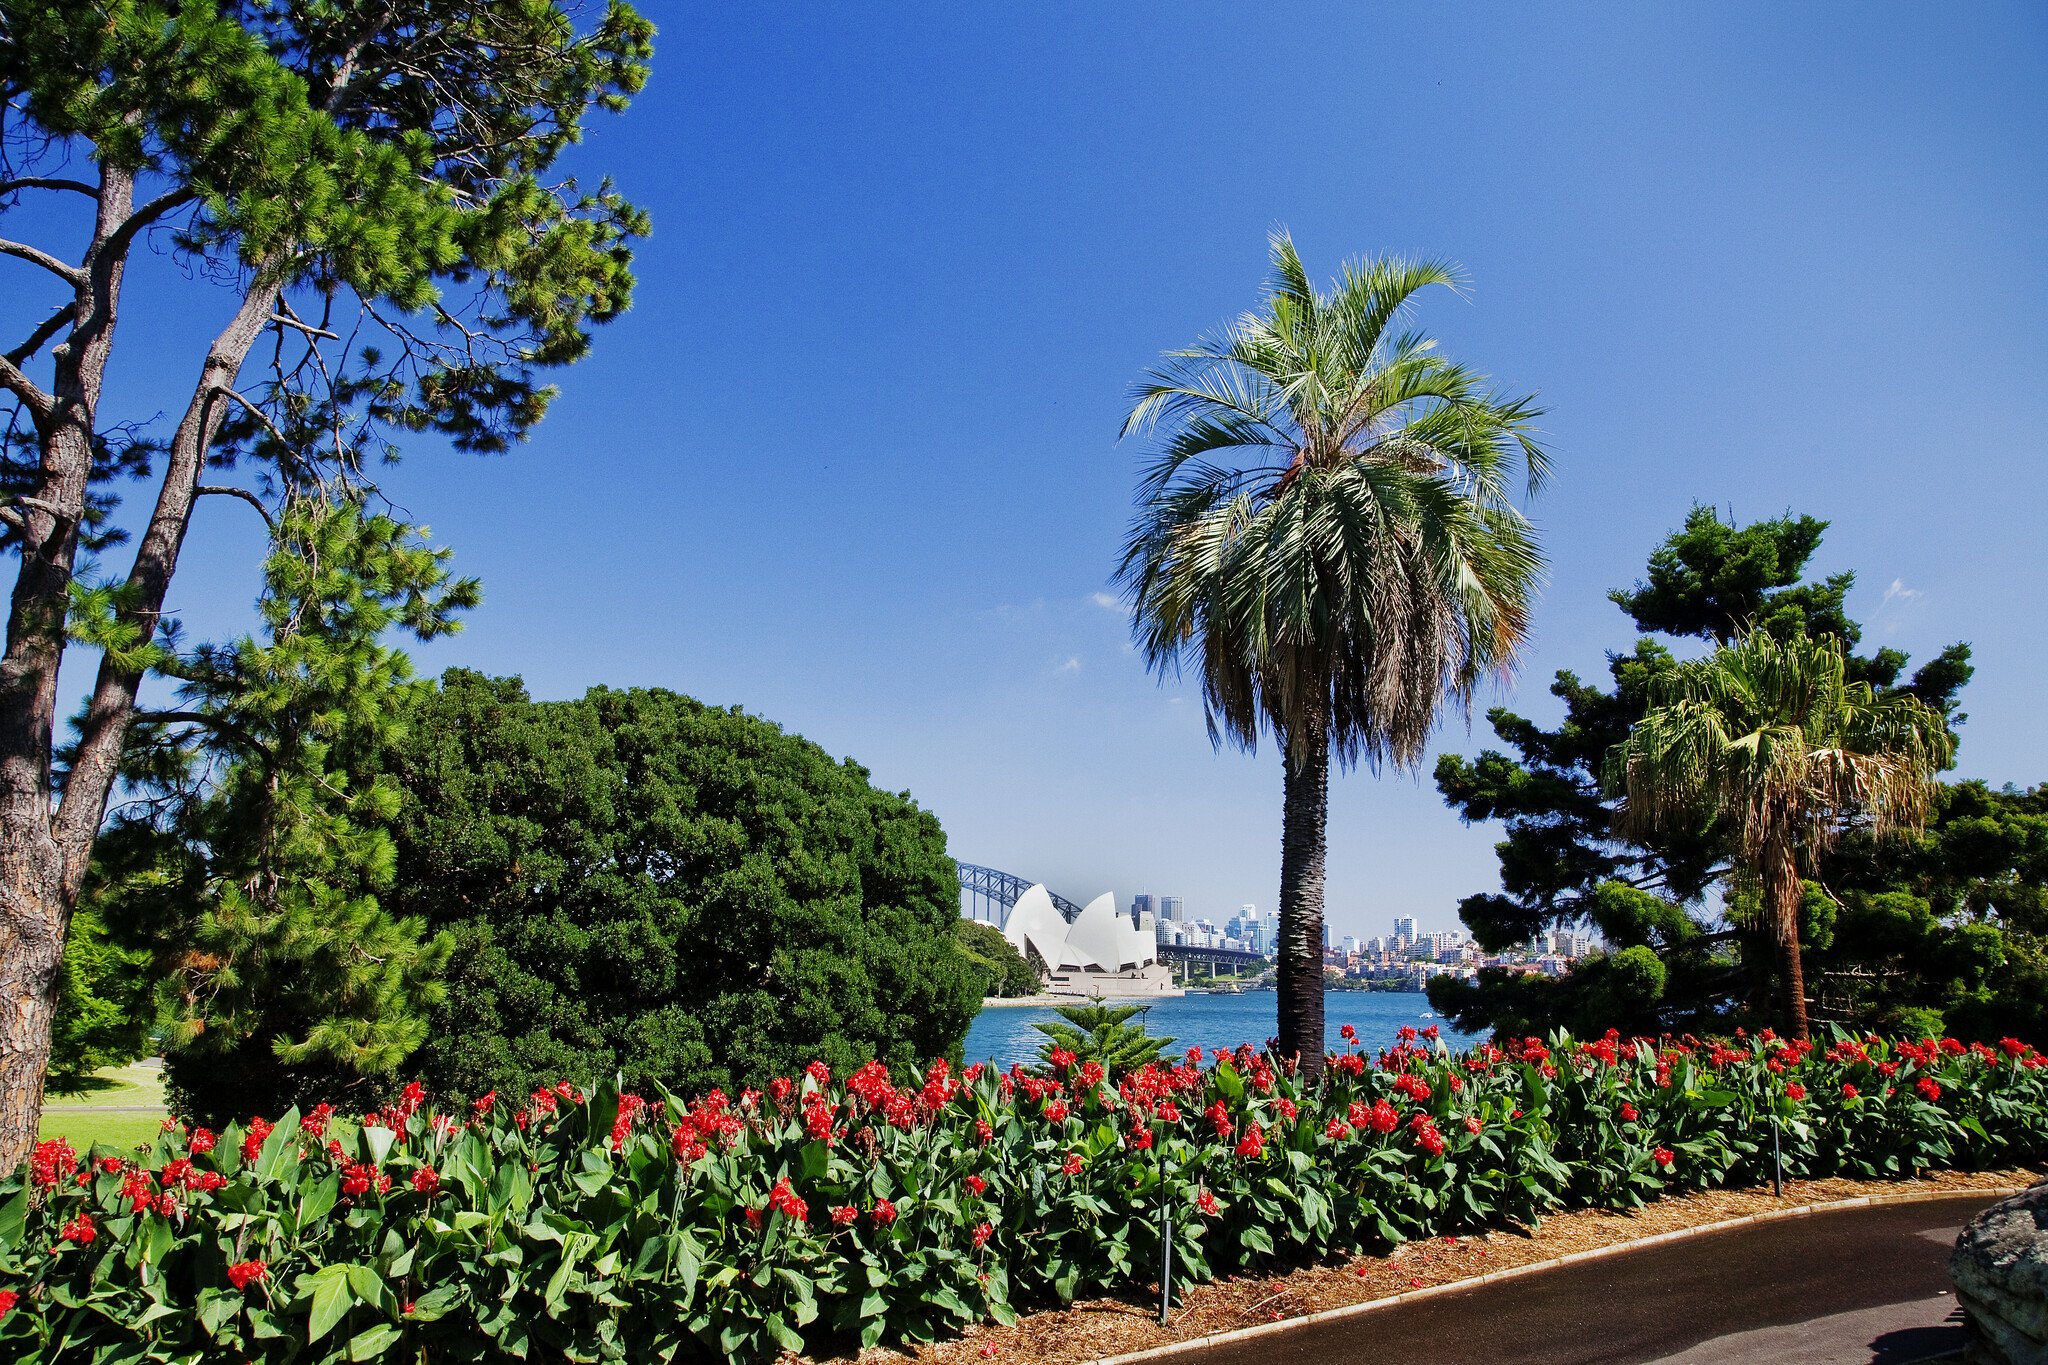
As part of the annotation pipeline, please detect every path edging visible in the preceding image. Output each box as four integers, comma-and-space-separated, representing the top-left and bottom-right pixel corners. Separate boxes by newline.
1087, 1183, 2028, 1365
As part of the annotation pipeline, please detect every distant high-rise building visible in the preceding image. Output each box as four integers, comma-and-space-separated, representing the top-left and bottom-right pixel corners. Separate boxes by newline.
1392, 915, 1418, 945
1131, 894, 1155, 920
1159, 895, 1185, 923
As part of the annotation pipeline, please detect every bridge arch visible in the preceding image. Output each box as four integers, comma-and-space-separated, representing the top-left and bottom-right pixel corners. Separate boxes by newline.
956, 862, 1085, 927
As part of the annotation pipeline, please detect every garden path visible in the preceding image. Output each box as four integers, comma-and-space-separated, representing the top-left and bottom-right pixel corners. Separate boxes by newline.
1193, 1193, 1991, 1365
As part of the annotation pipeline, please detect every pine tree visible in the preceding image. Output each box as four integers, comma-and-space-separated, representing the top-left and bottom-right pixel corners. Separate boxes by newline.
91, 495, 474, 1121
0, 1, 651, 1164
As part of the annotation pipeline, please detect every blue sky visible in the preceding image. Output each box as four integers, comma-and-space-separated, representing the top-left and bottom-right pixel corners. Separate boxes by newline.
22, 2, 2048, 938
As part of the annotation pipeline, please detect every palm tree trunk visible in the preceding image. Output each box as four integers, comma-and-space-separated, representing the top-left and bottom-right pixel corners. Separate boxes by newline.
1761, 827, 1810, 1042
1276, 722, 1330, 1076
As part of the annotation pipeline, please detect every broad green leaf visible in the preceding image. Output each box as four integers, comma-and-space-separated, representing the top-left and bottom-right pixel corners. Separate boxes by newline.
303, 1264, 355, 1344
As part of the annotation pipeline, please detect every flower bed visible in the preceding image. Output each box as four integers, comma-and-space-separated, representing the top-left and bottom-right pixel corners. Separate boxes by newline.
4, 1029, 2045, 1362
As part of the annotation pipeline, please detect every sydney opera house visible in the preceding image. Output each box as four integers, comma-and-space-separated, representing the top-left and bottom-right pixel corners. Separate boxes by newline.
1000, 885, 1181, 999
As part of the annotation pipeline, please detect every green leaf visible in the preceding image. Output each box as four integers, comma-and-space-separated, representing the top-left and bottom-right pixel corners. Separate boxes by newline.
303, 1264, 355, 1344
362, 1123, 397, 1168
405, 1285, 462, 1323
349, 1323, 403, 1360
299, 1175, 339, 1229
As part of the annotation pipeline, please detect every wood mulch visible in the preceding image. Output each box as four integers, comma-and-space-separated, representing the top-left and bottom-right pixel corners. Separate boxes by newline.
829, 1167, 2040, 1365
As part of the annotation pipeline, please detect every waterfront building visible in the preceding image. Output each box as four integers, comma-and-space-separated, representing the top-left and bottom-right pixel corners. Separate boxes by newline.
1393, 915, 1418, 947
1159, 895, 1186, 923
1131, 893, 1155, 921
999, 884, 1179, 998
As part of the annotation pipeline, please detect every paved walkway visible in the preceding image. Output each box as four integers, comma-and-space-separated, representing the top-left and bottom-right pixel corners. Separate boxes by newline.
1199, 1194, 1994, 1365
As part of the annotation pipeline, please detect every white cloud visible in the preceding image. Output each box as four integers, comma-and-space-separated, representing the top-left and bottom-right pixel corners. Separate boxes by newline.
1090, 591, 1120, 611
1881, 578, 1923, 608
1058, 656, 1082, 674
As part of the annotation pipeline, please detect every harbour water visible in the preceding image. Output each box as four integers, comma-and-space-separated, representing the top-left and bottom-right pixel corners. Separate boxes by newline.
961, 989, 1475, 1071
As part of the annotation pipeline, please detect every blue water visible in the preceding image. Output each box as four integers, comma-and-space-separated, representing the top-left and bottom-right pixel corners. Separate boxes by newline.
962, 990, 1473, 1071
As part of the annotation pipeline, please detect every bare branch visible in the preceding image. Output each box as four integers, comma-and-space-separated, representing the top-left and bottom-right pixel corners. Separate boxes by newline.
100, 187, 197, 264
269, 309, 339, 341
5, 496, 67, 521
0, 353, 53, 422
211, 384, 292, 451
4, 302, 79, 368
195, 484, 275, 529
0, 176, 97, 198
0, 236, 85, 287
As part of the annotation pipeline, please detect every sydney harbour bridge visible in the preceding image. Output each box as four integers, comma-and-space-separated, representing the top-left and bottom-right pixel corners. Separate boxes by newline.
955, 862, 1265, 973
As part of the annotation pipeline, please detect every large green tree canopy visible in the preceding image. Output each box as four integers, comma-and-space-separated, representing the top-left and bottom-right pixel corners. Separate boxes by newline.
382, 672, 983, 1098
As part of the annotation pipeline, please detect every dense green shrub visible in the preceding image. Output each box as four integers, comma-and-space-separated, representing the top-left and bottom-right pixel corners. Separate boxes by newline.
4, 1028, 2043, 1361
382, 672, 983, 1099
953, 920, 1041, 998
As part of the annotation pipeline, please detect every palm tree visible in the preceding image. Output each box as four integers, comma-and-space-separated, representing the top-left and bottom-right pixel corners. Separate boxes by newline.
1117, 233, 1549, 1074
1606, 629, 1954, 1040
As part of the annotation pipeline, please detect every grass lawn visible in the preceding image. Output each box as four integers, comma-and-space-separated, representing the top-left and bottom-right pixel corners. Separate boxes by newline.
39, 1059, 169, 1153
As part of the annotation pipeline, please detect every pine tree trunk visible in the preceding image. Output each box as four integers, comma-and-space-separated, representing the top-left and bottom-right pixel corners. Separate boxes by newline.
1276, 722, 1330, 1077
1762, 827, 1809, 1042
0, 164, 279, 1165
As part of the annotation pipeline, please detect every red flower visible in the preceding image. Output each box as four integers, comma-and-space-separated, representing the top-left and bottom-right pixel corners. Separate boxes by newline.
472, 1091, 497, 1118
1128, 1124, 1154, 1150
1061, 1152, 1084, 1176
831, 1205, 858, 1225
1841, 1083, 1859, 1099
744, 1207, 765, 1231
1653, 1146, 1676, 1168
1196, 1188, 1219, 1216
971, 1221, 994, 1248
1915, 1076, 1942, 1104
1784, 1082, 1806, 1102
341, 1164, 372, 1198
963, 1175, 987, 1197
1274, 1098, 1298, 1122
1340, 1024, 1357, 1042
411, 1167, 440, 1195
188, 1127, 216, 1154
1043, 1099, 1069, 1124
806, 1060, 832, 1085
1411, 1118, 1446, 1157
58, 1214, 95, 1247
1325, 1119, 1352, 1141
29, 1137, 76, 1186
768, 1176, 809, 1222
0, 1288, 15, 1322
226, 1260, 267, 1291
1048, 1047, 1076, 1070
1235, 1124, 1266, 1159
979, 1343, 999, 1359
1463, 1115, 1483, 1136
239, 1116, 274, 1163
769, 1077, 793, 1102
870, 1198, 898, 1226
1619, 1103, 1639, 1122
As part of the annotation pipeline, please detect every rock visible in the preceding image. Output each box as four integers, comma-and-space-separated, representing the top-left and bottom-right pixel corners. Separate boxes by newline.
1953, 1181, 2048, 1365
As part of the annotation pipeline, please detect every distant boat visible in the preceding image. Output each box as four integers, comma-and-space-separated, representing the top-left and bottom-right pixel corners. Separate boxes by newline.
1419, 1011, 1436, 1018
